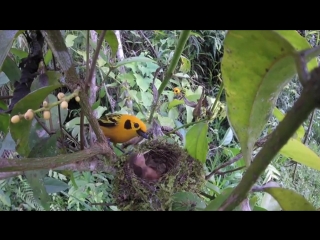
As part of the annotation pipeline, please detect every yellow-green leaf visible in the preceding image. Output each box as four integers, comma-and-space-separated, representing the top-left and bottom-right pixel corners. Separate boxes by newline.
185, 122, 208, 163
221, 30, 314, 166
263, 187, 316, 211
273, 107, 305, 141
168, 99, 184, 110
279, 138, 320, 171
0, 30, 18, 70
179, 56, 191, 73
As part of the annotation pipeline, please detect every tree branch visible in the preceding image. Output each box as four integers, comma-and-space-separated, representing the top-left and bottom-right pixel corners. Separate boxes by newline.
218, 65, 320, 211
0, 142, 110, 172
40, 31, 112, 159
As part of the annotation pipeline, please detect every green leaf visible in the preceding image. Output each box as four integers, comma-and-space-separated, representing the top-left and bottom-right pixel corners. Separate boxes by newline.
157, 115, 175, 128
44, 177, 69, 194
279, 138, 320, 170
25, 169, 51, 210
0, 30, 18, 70
179, 56, 191, 73
172, 192, 206, 211
220, 127, 233, 146
114, 56, 156, 68
253, 206, 268, 211
92, 99, 100, 110
0, 189, 11, 206
10, 48, 28, 59
44, 49, 53, 65
262, 187, 316, 210
221, 30, 312, 166
0, 72, 9, 85
205, 188, 234, 211
65, 34, 77, 48
185, 122, 208, 163
10, 83, 61, 156
134, 73, 151, 92
273, 107, 305, 141
0, 101, 9, 134
2, 56, 21, 82
31, 71, 62, 91
275, 30, 318, 71
105, 30, 118, 58
168, 99, 184, 110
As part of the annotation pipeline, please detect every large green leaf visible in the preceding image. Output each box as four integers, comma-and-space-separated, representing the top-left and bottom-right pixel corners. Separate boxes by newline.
0, 30, 18, 70
1, 56, 21, 82
279, 138, 320, 170
44, 94, 68, 131
273, 107, 305, 141
185, 122, 208, 163
10, 83, 61, 156
263, 187, 316, 210
44, 177, 69, 194
221, 30, 315, 166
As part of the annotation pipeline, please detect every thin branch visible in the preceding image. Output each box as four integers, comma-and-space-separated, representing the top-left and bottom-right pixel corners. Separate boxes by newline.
41, 30, 109, 147
148, 30, 191, 124
0, 158, 116, 180
215, 166, 245, 176
218, 65, 320, 211
205, 153, 243, 180
139, 30, 157, 58
85, 30, 106, 88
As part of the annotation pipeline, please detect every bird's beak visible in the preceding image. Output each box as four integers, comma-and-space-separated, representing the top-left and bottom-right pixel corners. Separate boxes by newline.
137, 129, 148, 139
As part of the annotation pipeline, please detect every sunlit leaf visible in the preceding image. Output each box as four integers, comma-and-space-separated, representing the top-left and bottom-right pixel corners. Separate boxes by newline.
221, 30, 315, 166
10, 48, 28, 59
65, 34, 77, 48
168, 99, 184, 110
44, 49, 53, 65
179, 56, 191, 73
185, 122, 208, 163
220, 127, 233, 146
279, 138, 320, 171
273, 107, 305, 141
105, 30, 118, 58
263, 187, 316, 211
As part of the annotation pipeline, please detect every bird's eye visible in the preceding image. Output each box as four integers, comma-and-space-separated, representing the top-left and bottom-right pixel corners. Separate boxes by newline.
134, 123, 139, 128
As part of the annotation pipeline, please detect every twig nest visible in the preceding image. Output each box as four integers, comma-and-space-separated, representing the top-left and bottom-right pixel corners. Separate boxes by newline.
113, 139, 205, 211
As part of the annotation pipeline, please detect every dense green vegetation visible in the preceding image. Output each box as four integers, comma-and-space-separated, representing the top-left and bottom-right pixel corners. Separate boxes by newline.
0, 30, 320, 211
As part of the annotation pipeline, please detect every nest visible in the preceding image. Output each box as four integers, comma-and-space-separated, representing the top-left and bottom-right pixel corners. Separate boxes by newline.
112, 139, 205, 211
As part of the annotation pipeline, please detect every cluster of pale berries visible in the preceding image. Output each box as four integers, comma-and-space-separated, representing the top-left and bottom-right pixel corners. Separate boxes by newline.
11, 92, 80, 124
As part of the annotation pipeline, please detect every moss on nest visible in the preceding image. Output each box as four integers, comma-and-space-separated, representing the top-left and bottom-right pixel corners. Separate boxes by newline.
112, 139, 205, 211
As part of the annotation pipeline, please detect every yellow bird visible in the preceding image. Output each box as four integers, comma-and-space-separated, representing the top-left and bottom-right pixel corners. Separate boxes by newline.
97, 113, 148, 144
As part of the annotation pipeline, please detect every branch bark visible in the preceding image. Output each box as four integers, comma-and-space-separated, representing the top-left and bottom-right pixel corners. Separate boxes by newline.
40, 30, 111, 153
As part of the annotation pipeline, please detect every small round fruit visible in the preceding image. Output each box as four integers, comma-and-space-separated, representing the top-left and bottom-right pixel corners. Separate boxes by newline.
60, 101, 68, 109
43, 110, 51, 120
43, 101, 48, 107
75, 96, 80, 102
57, 92, 65, 100
11, 115, 20, 123
24, 109, 34, 120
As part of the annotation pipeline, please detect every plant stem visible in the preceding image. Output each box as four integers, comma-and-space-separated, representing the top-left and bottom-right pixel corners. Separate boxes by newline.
148, 30, 191, 124
218, 65, 320, 211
